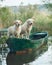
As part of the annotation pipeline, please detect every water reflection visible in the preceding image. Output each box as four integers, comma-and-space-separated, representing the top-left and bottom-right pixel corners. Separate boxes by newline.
1, 45, 52, 65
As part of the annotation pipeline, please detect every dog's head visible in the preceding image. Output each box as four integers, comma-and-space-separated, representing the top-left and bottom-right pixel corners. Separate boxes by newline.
14, 20, 22, 27
26, 19, 34, 26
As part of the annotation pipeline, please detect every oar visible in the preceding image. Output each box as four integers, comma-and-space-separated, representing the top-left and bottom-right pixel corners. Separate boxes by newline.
29, 32, 47, 40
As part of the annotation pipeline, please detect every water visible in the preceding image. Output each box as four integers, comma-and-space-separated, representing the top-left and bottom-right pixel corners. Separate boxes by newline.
1, 37, 52, 65
0, 62, 2, 65
29, 46, 52, 65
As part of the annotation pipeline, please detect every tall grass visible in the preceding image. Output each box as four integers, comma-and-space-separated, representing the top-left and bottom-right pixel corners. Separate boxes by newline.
32, 12, 52, 36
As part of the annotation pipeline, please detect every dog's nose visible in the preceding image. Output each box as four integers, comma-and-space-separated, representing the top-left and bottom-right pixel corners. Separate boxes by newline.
30, 23, 33, 25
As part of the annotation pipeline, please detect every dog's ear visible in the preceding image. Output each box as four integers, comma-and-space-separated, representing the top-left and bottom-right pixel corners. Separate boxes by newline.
13, 21, 18, 24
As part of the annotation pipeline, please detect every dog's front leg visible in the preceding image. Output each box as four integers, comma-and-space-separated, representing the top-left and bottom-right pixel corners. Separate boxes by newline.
17, 33, 20, 38
21, 34, 24, 38
16, 34, 19, 38
26, 30, 30, 39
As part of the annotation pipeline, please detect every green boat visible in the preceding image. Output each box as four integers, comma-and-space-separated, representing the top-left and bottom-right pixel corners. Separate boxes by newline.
6, 32, 48, 65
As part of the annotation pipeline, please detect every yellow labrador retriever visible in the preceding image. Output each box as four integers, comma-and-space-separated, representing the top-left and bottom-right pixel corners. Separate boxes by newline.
20, 18, 34, 38
7, 20, 22, 38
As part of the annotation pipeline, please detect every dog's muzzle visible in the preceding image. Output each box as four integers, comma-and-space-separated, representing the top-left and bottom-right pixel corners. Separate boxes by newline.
30, 23, 33, 25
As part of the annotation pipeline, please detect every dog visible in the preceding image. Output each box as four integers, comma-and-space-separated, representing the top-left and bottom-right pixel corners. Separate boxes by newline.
7, 20, 22, 38
20, 18, 34, 38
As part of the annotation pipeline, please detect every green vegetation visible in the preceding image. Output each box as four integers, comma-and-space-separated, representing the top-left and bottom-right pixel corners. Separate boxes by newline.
42, 0, 52, 11
0, 35, 8, 44
0, 7, 15, 28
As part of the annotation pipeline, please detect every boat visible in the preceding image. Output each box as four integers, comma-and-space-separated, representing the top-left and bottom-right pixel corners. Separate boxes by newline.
6, 32, 48, 65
